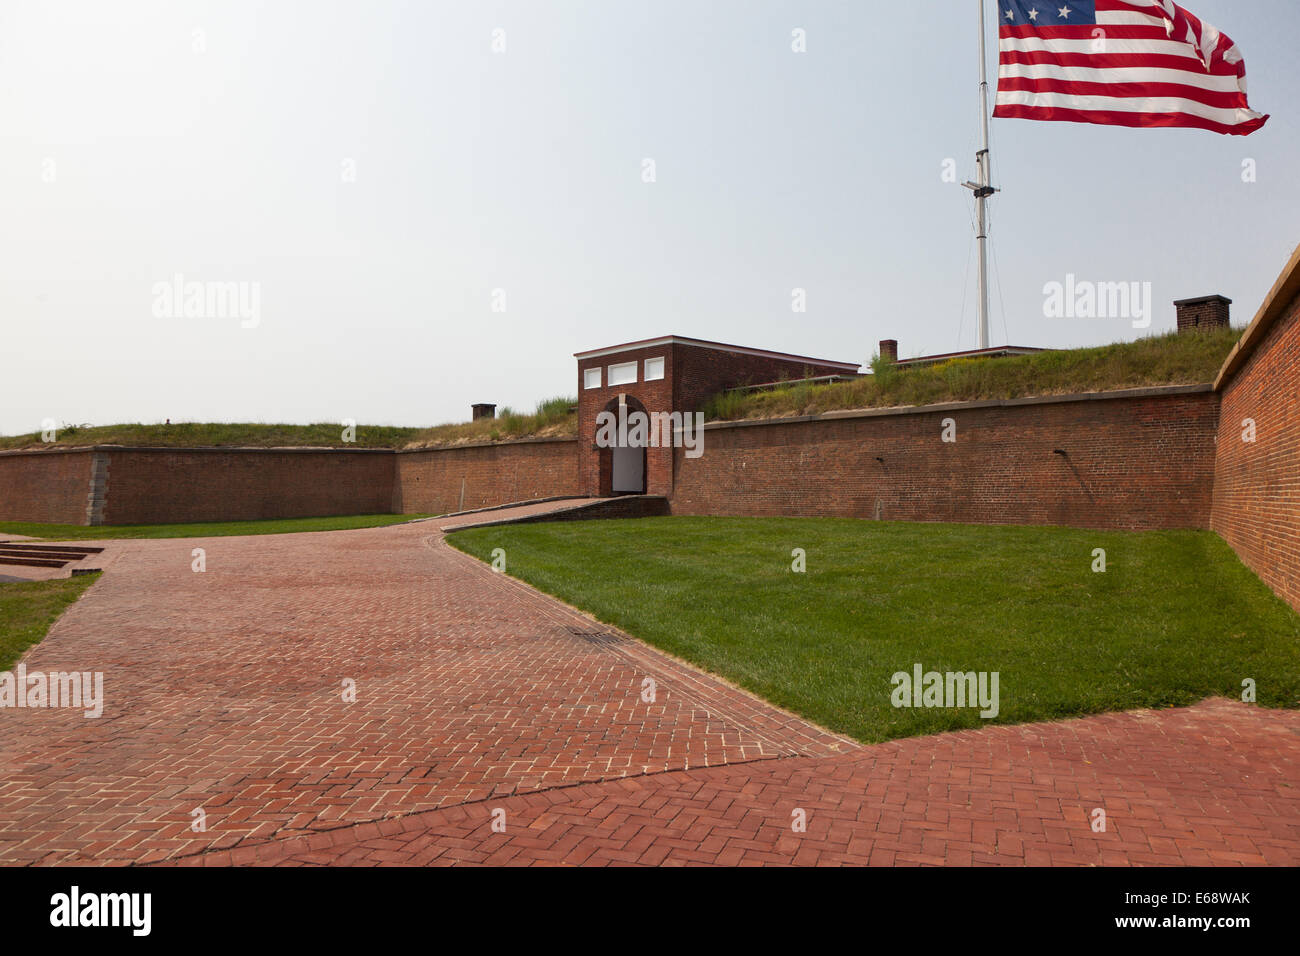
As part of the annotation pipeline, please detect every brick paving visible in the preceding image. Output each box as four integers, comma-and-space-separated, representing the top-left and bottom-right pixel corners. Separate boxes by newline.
0, 505, 850, 865
2, 507, 1298, 866
189, 698, 1297, 867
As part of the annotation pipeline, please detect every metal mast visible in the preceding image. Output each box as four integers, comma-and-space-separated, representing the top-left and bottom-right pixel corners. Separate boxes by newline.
963, 0, 999, 350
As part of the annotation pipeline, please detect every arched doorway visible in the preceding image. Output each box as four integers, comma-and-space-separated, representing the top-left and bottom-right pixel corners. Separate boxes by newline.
597, 394, 647, 496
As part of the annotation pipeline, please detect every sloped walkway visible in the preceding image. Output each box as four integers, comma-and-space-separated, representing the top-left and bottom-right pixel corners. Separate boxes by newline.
435, 496, 667, 531
436, 498, 605, 530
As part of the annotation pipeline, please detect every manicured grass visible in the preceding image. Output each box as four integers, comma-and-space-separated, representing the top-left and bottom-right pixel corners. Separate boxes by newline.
705, 327, 1240, 422
0, 574, 100, 672
0, 422, 422, 451
448, 516, 1300, 743
0, 513, 432, 541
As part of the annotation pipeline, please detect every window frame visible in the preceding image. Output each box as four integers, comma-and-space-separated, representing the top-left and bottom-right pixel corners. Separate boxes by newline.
607, 361, 638, 387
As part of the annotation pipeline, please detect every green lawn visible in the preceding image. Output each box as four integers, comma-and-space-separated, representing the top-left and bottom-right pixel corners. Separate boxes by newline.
0, 513, 432, 541
447, 516, 1300, 743
0, 574, 100, 672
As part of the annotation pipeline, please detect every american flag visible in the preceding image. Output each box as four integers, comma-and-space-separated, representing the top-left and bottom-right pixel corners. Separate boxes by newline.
993, 0, 1268, 135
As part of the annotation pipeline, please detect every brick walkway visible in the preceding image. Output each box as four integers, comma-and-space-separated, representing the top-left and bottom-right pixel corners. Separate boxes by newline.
2, 509, 1299, 866
187, 698, 1297, 867
0, 507, 849, 865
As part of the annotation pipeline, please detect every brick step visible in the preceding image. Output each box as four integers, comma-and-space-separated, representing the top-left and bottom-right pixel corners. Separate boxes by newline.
0, 544, 103, 555
0, 549, 92, 562
0, 556, 69, 568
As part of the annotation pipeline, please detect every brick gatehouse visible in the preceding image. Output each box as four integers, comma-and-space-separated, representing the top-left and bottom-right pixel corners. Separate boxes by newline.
573, 336, 860, 497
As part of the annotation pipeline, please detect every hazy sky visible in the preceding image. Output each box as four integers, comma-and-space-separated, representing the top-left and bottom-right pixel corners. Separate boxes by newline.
3, 0, 1296, 435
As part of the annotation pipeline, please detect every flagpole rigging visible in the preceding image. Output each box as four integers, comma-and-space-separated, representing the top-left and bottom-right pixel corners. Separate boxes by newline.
964, 0, 998, 350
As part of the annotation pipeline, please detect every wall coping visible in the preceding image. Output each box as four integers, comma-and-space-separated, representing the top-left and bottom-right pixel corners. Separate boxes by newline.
697, 383, 1215, 432
0, 444, 395, 458
1215, 243, 1300, 390
396, 436, 578, 454
0, 446, 102, 459
0, 436, 579, 459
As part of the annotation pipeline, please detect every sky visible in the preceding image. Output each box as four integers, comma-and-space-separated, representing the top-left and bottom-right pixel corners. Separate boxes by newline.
2, 0, 1297, 435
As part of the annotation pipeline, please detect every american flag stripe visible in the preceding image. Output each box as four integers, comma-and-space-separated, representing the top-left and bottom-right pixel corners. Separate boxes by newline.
1001, 63, 1245, 92
993, 0, 1268, 135
1097, 0, 1169, 26
1002, 46, 1222, 68
998, 93, 1256, 129
1096, 12, 1166, 26
1000, 82, 1250, 114
1001, 26, 1173, 41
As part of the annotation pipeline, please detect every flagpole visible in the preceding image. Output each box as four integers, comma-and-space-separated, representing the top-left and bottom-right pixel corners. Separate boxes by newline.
965, 0, 997, 350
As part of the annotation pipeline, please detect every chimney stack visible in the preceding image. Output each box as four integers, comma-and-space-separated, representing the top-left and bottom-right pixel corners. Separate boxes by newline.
878, 339, 898, 364
1173, 295, 1231, 333
471, 403, 496, 421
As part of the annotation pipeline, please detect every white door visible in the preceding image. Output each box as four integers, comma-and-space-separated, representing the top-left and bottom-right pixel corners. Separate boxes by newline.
612, 445, 644, 494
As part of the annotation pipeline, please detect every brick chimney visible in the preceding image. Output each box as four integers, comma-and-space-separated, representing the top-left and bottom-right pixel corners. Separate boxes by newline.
1173, 295, 1231, 333
471, 403, 496, 421
878, 339, 898, 363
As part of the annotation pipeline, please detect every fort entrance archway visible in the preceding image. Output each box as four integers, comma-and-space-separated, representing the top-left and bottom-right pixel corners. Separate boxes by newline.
598, 394, 647, 496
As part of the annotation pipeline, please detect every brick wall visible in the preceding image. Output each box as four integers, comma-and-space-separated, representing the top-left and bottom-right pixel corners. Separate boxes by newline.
0, 440, 580, 526
671, 386, 1220, 531
10, 305, 1297, 553
1211, 271, 1300, 611
395, 439, 579, 516
0, 449, 96, 525
102, 448, 396, 524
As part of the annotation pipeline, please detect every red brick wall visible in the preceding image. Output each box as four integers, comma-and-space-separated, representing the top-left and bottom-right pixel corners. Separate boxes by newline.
0, 441, 581, 526
671, 387, 1219, 531
1212, 288, 1300, 611
102, 448, 396, 525
395, 439, 579, 516
0, 450, 94, 525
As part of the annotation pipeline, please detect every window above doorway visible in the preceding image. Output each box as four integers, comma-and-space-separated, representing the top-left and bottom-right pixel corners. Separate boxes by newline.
607, 362, 637, 387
